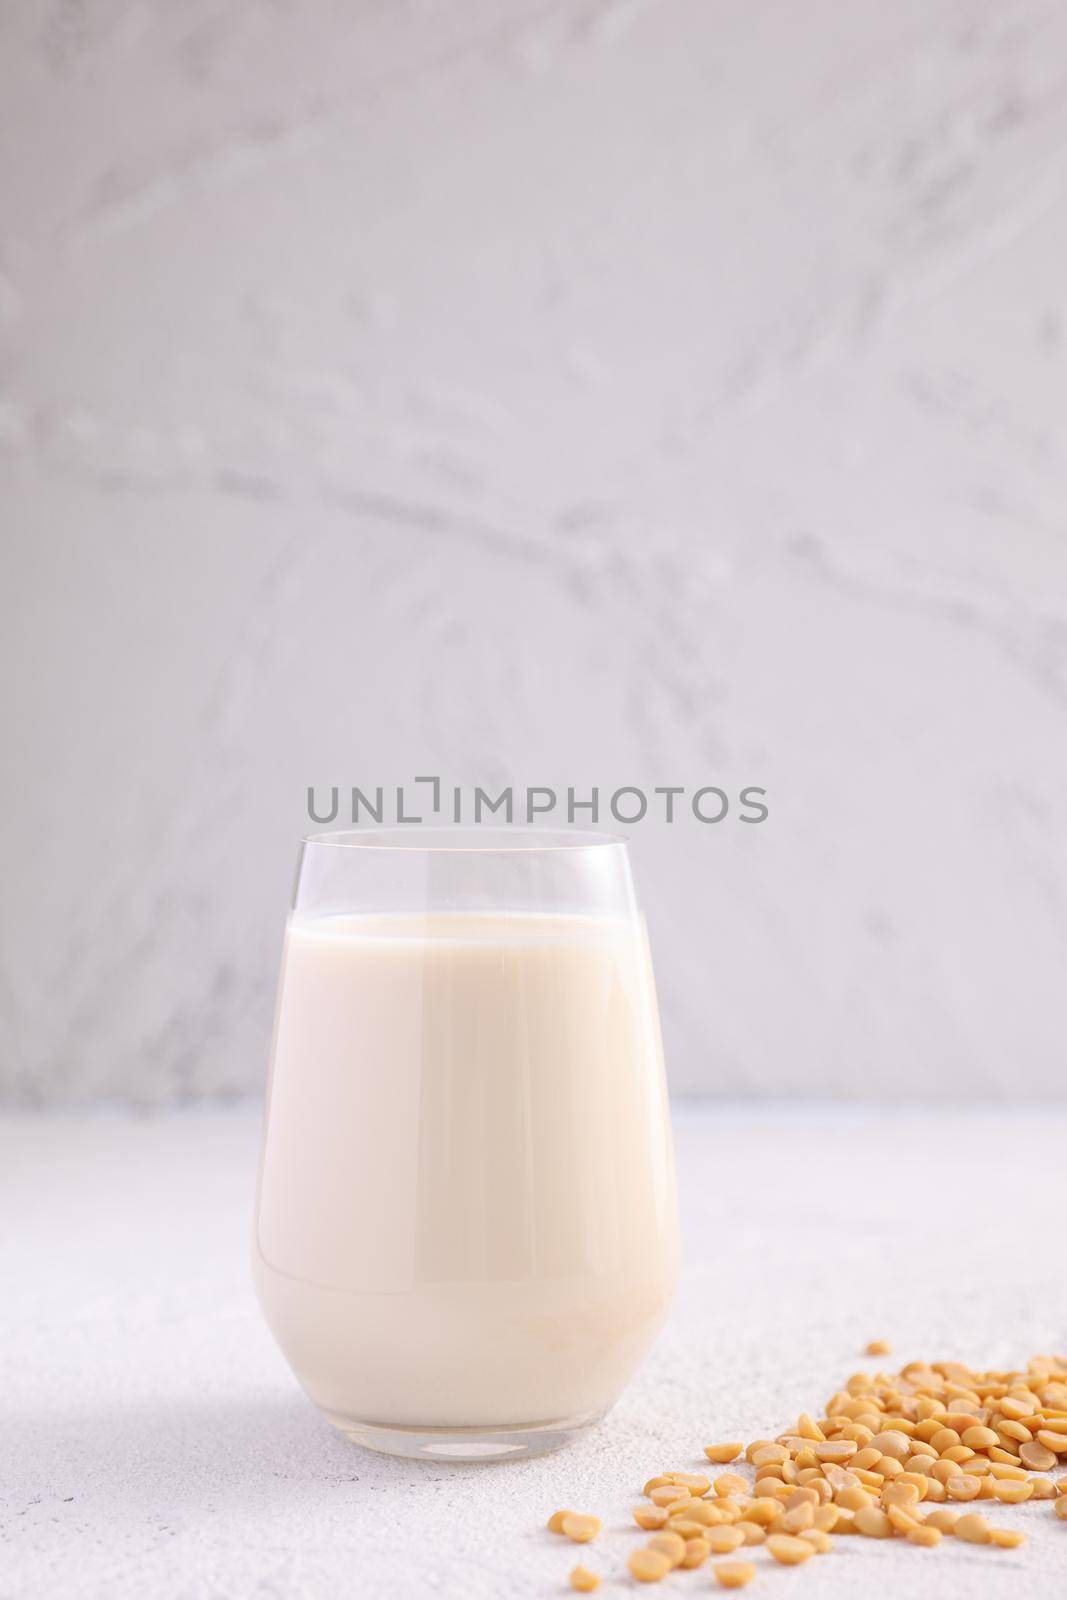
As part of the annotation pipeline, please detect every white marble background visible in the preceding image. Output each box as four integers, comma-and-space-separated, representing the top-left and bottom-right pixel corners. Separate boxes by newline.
2, 0, 1066, 1104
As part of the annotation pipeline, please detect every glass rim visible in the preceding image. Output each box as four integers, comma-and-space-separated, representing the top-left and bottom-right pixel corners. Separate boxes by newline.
301, 827, 629, 854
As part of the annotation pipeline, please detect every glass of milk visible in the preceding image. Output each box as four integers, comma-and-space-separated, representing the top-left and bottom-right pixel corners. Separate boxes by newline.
253, 828, 678, 1460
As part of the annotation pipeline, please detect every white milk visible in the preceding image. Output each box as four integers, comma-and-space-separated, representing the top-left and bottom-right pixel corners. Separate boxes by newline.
254, 911, 677, 1431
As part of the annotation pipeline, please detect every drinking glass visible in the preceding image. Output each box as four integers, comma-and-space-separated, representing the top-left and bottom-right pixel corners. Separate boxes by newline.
253, 828, 678, 1460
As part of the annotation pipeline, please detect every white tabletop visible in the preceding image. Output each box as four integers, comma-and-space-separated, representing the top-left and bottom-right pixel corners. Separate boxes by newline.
3, 1104, 1065, 1599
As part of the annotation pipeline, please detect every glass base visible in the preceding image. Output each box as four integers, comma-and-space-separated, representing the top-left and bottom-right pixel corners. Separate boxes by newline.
324, 1408, 604, 1462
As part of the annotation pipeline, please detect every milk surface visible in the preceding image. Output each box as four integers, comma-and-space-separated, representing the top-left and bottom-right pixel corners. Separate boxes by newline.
254, 911, 677, 1429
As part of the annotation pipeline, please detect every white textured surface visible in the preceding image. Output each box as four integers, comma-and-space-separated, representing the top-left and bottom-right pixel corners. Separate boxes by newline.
3, 3, 1067, 1102
3, 1103, 1066, 1599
